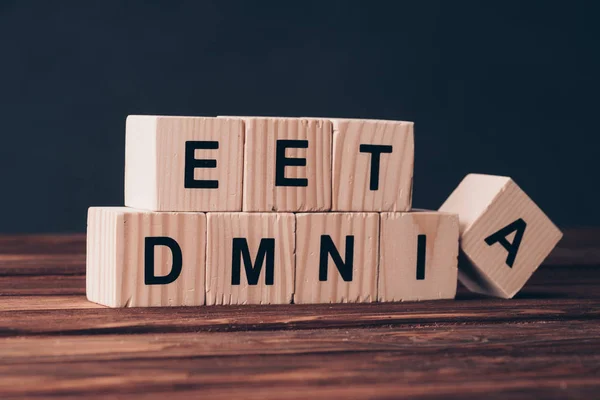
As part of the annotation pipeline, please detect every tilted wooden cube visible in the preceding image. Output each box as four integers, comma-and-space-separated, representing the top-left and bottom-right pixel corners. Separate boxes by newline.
332, 119, 414, 211
241, 117, 332, 212
379, 211, 459, 302
295, 213, 379, 304
86, 207, 206, 307
125, 115, 244, 212
206, 213, 295, 305
439, 174, 563, 298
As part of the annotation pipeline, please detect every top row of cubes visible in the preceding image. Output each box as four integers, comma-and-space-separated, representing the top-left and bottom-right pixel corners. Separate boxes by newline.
125, 116, 414, 212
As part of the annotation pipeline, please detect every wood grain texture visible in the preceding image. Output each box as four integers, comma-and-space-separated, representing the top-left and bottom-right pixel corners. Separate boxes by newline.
242, 117, 332, 212
1, 234, 599, 398
549, 227, 600, 266
206, 213, 295, 305
379, 211, 459, 302
295, 213, 379, 304
86, 207, 206, 307
332, 119, 414, 211
125, 115, 244, 212
1, 320, 600, 399
440, 173, 563, 299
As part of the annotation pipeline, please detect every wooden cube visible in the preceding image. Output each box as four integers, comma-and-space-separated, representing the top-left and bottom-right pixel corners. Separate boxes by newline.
206, 213, 295, 305
125, 115, 244, 212
332, 119, 414, 211
378, 211, 459, 302
439, 174, 563, 298
86, 207, 206, 307
295, 213, 379, 304
241, 117, 332, 212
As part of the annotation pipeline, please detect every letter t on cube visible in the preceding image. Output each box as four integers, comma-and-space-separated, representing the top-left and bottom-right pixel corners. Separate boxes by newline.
125, 116, 244, 211
439, 174, 562, 298
332, 119, 414, 211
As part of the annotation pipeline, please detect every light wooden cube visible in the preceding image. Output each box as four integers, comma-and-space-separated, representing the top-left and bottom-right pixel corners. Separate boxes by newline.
295, 213, 379, 304
206, 213, 295, 305
86, 207, 206, 307
439, 174, 563, 298
125, 115, 244, 212
378, 211, 459, 302
242, 117, 332, 212
332, 119, 414, 211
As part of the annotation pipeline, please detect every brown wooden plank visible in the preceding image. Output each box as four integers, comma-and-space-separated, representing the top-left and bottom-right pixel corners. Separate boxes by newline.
0, 234, 86, 277
0, 254, 85, 276
0, 234, 85, 255
545, 227, 600, 266
0, 296, 102, 311
1, 320, 598, 362
6, 383, 598, 400
0, 322, 599, 398
0, 275, 85, 296
1, 295, 599, 337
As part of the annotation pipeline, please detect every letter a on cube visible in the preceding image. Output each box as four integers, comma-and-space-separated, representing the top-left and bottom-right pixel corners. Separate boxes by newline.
439, 174, 563, 298
125, 116, 244, 211
206, 213, 295, 305
86, 207, 206, 307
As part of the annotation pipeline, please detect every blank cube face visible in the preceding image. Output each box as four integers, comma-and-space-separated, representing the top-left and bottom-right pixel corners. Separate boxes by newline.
332, 119, 414, 211
440, 174, 563, 298
86, 207, 206, 307
379, 212, 459, 302
295, 213, 379, 304
242, 118, 332, 212
125, 116, 244, 212
206, 213, 295, 305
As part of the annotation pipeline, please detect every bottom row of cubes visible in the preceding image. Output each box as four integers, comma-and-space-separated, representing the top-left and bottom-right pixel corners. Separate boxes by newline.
86, 208, 459, 307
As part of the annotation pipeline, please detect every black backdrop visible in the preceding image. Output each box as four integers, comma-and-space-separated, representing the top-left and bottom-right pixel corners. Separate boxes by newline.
0, 1, 598, 233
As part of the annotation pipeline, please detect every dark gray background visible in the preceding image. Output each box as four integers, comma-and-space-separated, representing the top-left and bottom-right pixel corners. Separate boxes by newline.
0, 1, 597, 233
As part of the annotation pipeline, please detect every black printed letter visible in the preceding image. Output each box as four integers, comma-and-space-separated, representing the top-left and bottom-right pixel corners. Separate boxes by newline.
275, 139, 308, 187
359, 144, 393, 191
416, 234, 426, 280
231, 238, 275, 285
144, 237, 183, 285
484, 218, 527, 268
319, 235, 354, 282
184, 141, 219, 189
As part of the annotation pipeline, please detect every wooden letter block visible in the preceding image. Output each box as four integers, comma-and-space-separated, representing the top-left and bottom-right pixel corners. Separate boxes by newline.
378, 211, 459, 302
439, 174, 563, 298
332, 119, 414, 211
86, 207, 206, 307
125, 115, 244, 212
295, 213, 379, 304
206, 213, 295, 305
242, 117, 332, 212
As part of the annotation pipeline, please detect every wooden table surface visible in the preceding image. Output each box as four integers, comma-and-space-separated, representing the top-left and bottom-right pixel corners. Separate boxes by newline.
1, 229, 599, 399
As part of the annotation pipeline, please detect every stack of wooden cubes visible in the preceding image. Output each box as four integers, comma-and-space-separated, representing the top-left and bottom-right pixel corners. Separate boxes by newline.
87, 116, 562, 307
